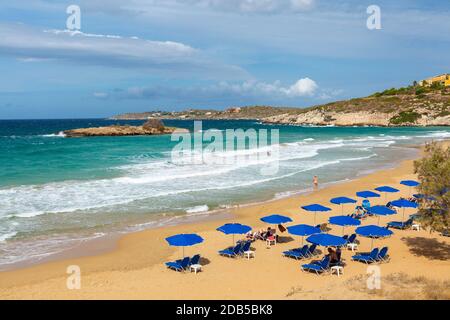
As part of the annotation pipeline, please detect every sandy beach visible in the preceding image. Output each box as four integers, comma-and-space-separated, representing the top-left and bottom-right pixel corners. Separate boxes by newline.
0, 142, 449, 300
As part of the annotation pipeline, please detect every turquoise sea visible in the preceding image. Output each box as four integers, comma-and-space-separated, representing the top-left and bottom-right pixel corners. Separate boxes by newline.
0, 119, 449, 269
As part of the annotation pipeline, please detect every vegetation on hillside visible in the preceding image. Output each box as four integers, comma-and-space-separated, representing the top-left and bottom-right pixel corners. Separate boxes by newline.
414, 142, 450, 233
111, 81, 450, 125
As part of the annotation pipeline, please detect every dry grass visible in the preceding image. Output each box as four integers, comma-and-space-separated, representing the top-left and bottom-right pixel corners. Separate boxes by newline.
345, 272, 450, 300
286, 286, 304, 298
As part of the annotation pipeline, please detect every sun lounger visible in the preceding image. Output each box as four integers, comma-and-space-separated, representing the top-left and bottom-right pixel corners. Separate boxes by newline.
376, 247, 389, 263
283, 245, 308, 260
347, 234, 357, 244
189, 254, 201, 266
305, 244, 318, 257
219, 243, 242, 258
238, 241, 251, 256
387, 218, 413, 230
352, 248, 379, 264
165, 256, 190, 272
301, 256, 331, 275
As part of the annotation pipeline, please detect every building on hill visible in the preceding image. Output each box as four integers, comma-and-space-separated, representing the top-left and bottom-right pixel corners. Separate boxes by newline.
419, 74, 450, 87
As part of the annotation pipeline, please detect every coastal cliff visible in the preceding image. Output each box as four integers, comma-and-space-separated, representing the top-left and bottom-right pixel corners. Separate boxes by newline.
110, 84, 450, 127
262, 86, 450, 127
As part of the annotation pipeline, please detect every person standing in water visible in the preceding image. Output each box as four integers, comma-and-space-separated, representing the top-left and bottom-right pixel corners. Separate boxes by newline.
313, 175, 319, 190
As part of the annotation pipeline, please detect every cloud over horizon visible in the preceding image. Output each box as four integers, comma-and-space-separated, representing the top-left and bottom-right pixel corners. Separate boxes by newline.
0, 23, 247, 79
97, 77, 321, 104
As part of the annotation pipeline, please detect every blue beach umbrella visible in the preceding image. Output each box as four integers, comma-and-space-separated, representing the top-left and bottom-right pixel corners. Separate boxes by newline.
301, 204, 331, 225
356, 190, 380, 199
400, 180, 420, 196
356, 225, 393, 249
217, 223, 252, 245
260, 214, 293, 225
306, 233, 346, 247
368, 205, 396, 225
328, 215, 361, 235
375, 186, 399, 202
330, 196, 357, 214
413, 194, 436, 201
400, 180, 420, 187
287, 224, 321, 245
356, 191, 380, 207
165, 233, 204, 258
390, 199, 418, 220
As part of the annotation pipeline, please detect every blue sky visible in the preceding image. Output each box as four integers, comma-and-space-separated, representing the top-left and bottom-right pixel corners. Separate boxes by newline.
0, 0, 449, 119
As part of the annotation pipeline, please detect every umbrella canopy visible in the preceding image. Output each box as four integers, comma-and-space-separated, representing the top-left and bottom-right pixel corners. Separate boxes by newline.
369, 205, 396, 225
306, 233, 346, 247
330, 196, 357, 205
217, 223, 252, 245
375, 186, 400, 193
329, 215, 361, 235
391, 199, 419, 220
165, 234, 204, 247
356, 225, 393, 249
329, 215, 361, 227
217, 223, 252, 235
400, 180, 420, 187
302, 204, 332, 212
165, 233, 204, 258
287, 224, 320, 245
330, 196, 357, 214
390, 199, 418, 208
413, 194, 436, 201
356, 190, 380, 199
369, 205, 396, 216
375, 186, 399, 201
356, 225, 393, 238
287, 224, 321, 236
301, 204, 331, 225
260, 214, 293, 224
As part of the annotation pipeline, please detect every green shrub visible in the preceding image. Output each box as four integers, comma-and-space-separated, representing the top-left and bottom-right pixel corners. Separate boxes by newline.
390, 111, 421, 125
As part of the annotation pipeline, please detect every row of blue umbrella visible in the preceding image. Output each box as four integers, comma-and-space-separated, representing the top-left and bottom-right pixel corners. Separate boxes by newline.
165, 225, 392, 258
302, 180, 421, 224
165, 180, 422, 257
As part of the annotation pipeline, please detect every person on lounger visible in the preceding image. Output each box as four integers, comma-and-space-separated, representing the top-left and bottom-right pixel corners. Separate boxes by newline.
327, 248, 339, 266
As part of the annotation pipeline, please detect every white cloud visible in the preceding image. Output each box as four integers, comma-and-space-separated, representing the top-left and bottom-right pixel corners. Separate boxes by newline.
0, 23, 247, 79
282, 78, 318, 97
80, 0, 315, 15
93, 92, 109, 98
112, 77, 319, 101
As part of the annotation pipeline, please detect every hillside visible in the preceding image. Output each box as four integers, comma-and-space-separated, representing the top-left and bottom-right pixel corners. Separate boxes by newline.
264, 84, 450, 126
110, 106, 297, 121
111, 84, 450, 126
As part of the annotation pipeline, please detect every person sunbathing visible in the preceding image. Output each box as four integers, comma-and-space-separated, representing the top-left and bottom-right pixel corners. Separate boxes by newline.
327, 247, 339, 266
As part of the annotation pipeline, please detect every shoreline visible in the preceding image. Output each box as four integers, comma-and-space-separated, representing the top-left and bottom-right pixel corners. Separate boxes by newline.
0, 141, 448, 299
0, 144, 421, 272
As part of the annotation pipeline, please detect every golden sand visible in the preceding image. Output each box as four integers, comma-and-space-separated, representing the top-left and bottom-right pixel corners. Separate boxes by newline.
0, 142, 449, 300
